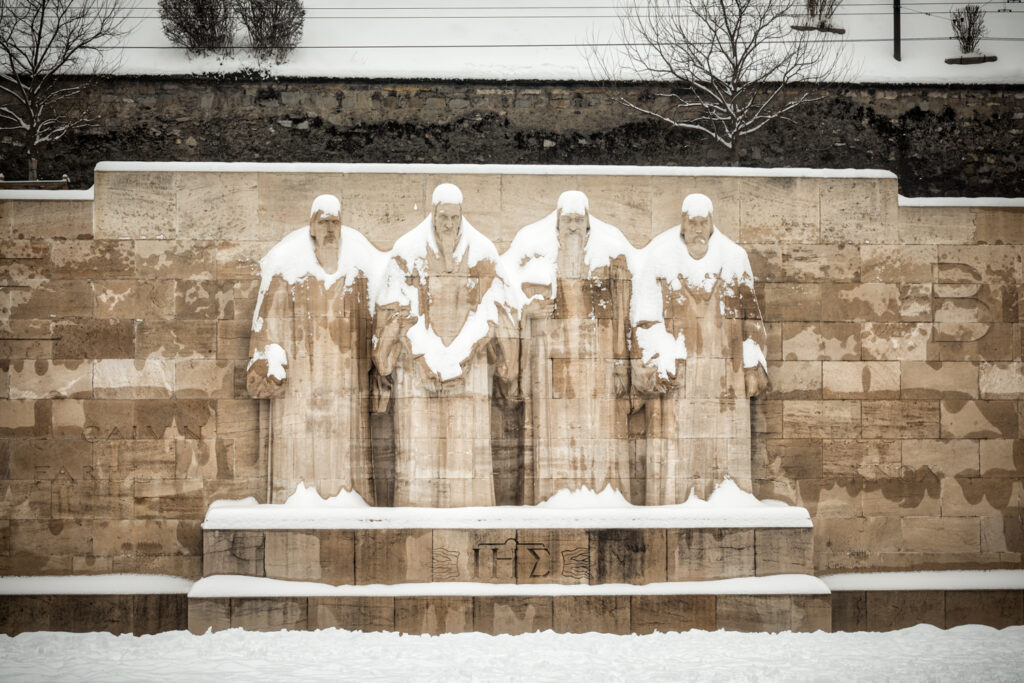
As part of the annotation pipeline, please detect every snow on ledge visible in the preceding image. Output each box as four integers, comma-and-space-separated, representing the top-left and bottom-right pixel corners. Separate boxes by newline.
0, 187, 94, 201
205, 481, 810, 530
190, 574, 829, 599
821, 570, 1024, 592
898, 195, 1024, 208
0, 574, 194, 595
94, 161, 896, 180
203, 502, 811, 530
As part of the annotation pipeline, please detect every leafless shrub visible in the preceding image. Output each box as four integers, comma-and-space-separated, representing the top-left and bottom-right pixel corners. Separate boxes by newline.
951, 4, 986, 55
159, 0, 237, 57
235, 0, 305, 64
806, 0, 842, 29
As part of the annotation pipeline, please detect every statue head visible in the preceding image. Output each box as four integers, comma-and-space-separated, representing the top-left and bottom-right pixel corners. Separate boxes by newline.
680, 193, 714, 260
556, 190, 590, 237
309, 194, 342, 271
431, 183, 464, 249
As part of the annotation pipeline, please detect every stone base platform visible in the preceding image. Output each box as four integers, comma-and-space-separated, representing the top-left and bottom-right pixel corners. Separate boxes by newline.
187, 576, 832, 635
196, 504, 822, 634
1, 594, 188, 636
824, 571, 1024, 632
832, 590, 1024, 631
203, 526, 814, 585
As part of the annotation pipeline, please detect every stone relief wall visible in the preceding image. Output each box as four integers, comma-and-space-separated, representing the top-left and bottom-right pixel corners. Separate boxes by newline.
0, 165, 1022, 579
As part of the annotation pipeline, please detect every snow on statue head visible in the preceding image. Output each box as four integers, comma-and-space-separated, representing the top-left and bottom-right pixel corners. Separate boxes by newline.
680, 192, 715, 260
309, 194, 343, 273
431, 183, 464, 248
556, 190, 589, 236
432, 183, 463, 207
310, 194, 341, 218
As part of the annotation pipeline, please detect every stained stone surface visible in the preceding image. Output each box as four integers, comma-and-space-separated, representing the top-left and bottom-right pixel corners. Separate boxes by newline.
371, 186, 519, 507
0, 168, 1022, 580
200, 526, 813, 585
247, 197, 377, 502
183, 591, 849, 635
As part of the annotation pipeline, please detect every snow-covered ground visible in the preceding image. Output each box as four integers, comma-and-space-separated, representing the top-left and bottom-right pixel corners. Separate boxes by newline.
113, 0, 1024, 83
2, 625, 1022, 682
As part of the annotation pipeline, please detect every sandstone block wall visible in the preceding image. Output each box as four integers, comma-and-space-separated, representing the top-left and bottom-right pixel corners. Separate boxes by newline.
1, 165, 1022, 578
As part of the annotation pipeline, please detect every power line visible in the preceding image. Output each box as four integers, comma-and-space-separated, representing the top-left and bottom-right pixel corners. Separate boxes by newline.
75, 37, 1024, 49
65, 10, 1023, 18
3, 1, 1016, 8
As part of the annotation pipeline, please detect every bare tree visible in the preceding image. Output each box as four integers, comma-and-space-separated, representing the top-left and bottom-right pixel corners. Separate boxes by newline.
0, 0, 135, 180
591, 0, 847, 165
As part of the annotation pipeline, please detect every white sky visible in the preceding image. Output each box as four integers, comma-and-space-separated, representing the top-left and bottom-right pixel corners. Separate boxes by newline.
114, 0, 1024, 83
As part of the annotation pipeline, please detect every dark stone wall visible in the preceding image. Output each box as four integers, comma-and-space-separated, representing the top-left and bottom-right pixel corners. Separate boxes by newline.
1, 77, 1022, 197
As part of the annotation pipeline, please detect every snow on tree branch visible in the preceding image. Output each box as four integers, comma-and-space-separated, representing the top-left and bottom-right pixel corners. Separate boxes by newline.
0, 0, 136, 179
589, 0, 850, 165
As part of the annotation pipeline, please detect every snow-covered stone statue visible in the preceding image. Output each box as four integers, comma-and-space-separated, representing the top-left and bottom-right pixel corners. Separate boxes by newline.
372, 183, 519, 507
503, 190, 636, 503
247, 194, 385, 503
630, 193, 769, 503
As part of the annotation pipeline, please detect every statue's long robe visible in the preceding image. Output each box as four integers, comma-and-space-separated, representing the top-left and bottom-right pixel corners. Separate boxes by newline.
374, 217, 518, 507
505, 214, 635, 503
632, 227, 767, 502
248, 226, 380, 503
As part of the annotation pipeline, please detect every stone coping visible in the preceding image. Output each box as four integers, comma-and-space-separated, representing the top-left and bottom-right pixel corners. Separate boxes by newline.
0, 574, 194, 595
822, 570, 1024, 592
93, 161, 897, 179
202, 504, 813, 530
0, 188, 94, 200
189, 574, 830, 598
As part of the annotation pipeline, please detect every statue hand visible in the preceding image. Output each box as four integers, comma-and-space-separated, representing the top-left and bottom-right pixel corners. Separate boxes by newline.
246, 359, 286, 399
370, 371, 393, 413
525, 296, 556, 319
630, 358, 673, 396
745, 365, 770, 398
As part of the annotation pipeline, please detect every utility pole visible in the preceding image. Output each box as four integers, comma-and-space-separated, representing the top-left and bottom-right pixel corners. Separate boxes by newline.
893, 0, 902, 61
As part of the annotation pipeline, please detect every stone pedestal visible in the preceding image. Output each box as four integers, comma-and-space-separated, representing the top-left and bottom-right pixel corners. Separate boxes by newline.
189, 518, 829, 634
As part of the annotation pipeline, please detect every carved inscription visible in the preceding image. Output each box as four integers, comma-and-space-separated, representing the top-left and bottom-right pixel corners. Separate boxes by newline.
456, 539, 591, 581
561, 548, 591, 580
432, 548, 460, 580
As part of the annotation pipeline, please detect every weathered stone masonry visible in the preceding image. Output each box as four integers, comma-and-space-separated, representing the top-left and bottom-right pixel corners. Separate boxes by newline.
1, 79, 1022, 197
0, 167, 1022, 581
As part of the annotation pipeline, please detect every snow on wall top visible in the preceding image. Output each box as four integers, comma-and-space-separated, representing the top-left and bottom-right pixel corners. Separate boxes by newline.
0, 574, 193, 595
189, 574, 830, 599
93, 161, 898, 179
0, 188, 94, 201
821, 569, 1024, 592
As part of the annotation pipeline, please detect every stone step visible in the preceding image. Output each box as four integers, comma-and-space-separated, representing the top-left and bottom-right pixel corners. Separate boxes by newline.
187, 574, 832, 635
203, 526, 814, 585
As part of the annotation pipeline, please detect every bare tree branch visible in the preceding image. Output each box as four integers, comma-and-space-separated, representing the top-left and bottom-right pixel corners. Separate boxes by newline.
0, 0, 136, 179
589, 0, 850, 165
